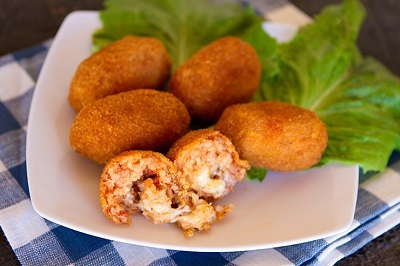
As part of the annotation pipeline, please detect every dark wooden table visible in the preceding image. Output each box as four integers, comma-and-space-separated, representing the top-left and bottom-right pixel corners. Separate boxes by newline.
1, 0, 399, 265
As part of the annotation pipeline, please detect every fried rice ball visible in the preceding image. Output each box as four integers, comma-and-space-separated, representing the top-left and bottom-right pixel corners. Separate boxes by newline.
214, 102, 328, 172
167, 129, 250, 200
99, 150, 233, 237
70, 89, 190, 164
69, 36, 171, 112
169, 36, 261, 122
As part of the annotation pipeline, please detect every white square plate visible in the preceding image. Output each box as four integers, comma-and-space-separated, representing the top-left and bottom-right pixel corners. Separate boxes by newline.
26, 11, 359, 252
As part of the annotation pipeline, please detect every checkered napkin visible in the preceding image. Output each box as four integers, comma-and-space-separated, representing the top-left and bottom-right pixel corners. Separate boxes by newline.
1, 36, 400, 266
1, 3, 400, 266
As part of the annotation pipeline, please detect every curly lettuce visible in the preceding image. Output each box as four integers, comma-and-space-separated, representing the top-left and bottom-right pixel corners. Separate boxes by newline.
243, 0, 400, 175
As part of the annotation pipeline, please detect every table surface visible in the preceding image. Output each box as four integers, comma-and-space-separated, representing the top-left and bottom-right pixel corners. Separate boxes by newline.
1, 0, 399, 265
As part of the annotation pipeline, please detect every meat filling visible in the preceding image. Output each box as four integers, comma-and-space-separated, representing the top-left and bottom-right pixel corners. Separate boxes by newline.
168, 129, 250, 200
99, 150, 234, 236
100, 151, 186, 224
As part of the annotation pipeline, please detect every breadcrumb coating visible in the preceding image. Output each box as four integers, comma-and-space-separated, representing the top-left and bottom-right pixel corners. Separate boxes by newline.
70, 89, 190, 164
69, 36, 171, 112
169, 36, 261, 122
215, 102, 328, 172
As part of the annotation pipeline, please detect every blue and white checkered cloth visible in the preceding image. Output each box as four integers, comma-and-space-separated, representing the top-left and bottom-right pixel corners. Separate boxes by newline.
0, 37, 400, 266
1, 0, 400, 263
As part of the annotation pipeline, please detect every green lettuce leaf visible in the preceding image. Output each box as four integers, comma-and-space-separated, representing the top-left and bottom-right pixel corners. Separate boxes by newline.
246, 167, 268, 182
254, 0, 400, 173
396, 136, 400, 151
239, 23, 280, 102
92, 0, 262, 71
257, 0, 365, 107
319, 57, 400, 171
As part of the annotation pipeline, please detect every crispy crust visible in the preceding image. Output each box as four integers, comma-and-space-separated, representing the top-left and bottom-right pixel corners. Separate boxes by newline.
70, 89, 190, 164
69, 36, 172, 112
169, 36, 261, 122
215, 102, 328, 172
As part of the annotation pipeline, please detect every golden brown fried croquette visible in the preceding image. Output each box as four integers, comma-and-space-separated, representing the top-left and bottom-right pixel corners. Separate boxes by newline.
70, 89, 190, 164
214, 102, 328, 172
99, 150, 233, 237
167, 129, 250, 200
68, 36, 172, 112
169, 36, 261, 122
